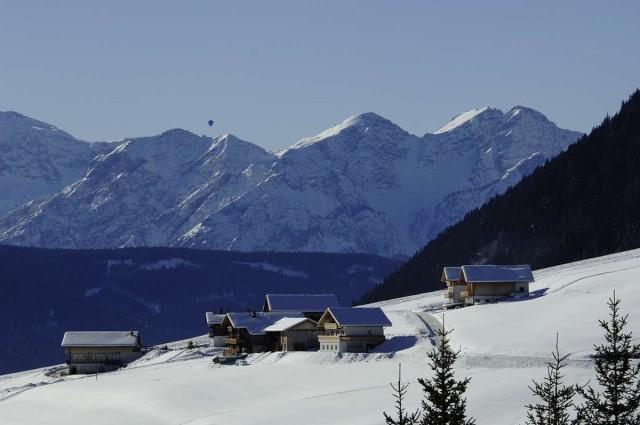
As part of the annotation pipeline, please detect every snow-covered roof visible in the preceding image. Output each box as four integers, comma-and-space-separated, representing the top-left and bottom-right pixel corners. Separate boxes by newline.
205, 312, 226, 326
441, 267, 462, 282
264, 293, 339, 313
323, 307, 392, 327
225, 312, 305, 336
461, 265, 534, 283
61, 331, 140, 348
263, 317, 315, 332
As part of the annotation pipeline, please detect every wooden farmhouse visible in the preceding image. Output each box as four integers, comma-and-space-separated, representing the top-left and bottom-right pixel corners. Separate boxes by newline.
442, 264, 534, 307
61, 331, 142, 374
262, 293, 339, 321
317, 307, 391, 353
221, 312, 306, 355
205, 312, 227, 347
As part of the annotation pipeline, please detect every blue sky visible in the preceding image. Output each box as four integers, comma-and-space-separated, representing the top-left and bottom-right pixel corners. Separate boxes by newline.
1, 1, 638, 150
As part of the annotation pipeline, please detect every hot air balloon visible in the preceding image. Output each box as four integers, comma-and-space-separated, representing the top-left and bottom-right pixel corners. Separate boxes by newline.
208, 120, 214, 127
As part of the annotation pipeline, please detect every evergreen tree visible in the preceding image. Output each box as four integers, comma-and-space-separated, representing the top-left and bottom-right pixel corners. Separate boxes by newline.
384, 363, 421, 425
575, 291, 640, 425
418, 322, 475, 425
524, 334, 577, 425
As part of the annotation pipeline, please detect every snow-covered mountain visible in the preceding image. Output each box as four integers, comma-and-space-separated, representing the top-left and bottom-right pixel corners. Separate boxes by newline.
0, 107, 582, 256
0, 112, 98, 216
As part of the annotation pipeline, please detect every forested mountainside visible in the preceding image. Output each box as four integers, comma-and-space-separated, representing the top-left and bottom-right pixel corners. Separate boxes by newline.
0, 245, 400, 374
360, 90, 640, 303
0, 107, 580, 257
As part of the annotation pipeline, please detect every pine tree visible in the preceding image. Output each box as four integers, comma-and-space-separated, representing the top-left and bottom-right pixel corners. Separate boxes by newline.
384, 363, 421, 425
524, 334, 577, 425
575, 291, 640, 425
418, 321, 475, 425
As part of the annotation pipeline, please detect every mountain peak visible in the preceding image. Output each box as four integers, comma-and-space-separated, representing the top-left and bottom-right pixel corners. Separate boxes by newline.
212, 133, 270, 154
159, 128, 196, 138
344, 112, 392, 126
285, 112, 403, 152
505, 106, 550, 123
433, 107, 494, 134
0, 110, 64, 134
215, 133, 248, 145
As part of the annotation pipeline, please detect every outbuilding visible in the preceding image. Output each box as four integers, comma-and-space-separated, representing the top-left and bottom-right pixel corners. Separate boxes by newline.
61, 331, 142, 374
441, 266, 465, 307
264, 317, 319, 351
205, 312, 227, 347
317, 307, 391, 353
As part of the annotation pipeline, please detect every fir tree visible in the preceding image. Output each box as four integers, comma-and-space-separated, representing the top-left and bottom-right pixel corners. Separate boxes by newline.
524, 334, 577, 425
384, 363, 421, 425
575, 291, 640, 425
418, 321, 475, 425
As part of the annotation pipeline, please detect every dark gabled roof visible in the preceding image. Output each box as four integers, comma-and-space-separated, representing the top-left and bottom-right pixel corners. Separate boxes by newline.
225, 312, 305, 336
264, 293, 339, 312
205, 312, 226, 326
441, 267, 462, 282
61, 331, 140, 348
322, 307, 392, 327
461, 264, 534, 283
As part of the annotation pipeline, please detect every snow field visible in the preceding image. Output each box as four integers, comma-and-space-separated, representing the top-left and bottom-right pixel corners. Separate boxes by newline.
1, 248, 640, 424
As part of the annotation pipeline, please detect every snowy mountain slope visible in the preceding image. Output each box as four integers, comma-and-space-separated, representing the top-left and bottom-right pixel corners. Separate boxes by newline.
0, 108, 581, 256
0, 111, 99, 216
1, 249, 638, 425
0, 131, 275, 248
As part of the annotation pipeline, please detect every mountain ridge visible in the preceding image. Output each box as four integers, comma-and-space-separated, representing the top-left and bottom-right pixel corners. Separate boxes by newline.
0, 106, 582, 256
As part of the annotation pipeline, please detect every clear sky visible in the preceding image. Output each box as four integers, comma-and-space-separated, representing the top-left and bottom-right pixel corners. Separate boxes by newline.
1, 1, 638, 151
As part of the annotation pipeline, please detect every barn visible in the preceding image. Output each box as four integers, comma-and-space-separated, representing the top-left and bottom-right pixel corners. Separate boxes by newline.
441, 264, 534, 306
61, 331, 142, 374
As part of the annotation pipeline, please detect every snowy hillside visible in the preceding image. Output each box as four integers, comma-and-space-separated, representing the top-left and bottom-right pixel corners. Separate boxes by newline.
0, 108, 581, 256
1, 249, 638, 425
0, 112, 99, 216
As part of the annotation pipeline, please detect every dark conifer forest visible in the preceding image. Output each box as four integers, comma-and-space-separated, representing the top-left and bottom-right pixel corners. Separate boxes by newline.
361, 90, 640, 304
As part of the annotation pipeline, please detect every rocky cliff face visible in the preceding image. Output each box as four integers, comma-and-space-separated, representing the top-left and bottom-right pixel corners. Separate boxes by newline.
0, 107, 582, 257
